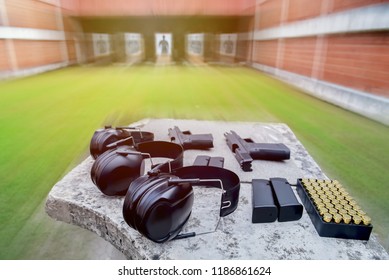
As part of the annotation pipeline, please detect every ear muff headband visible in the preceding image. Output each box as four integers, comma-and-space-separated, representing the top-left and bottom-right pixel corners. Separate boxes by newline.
136, 141, 184, 174
122, 165, 240, 243
171, 166, 240, 217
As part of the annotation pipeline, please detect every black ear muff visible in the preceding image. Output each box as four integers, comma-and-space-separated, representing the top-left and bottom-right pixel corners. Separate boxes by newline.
89, 126, 154, 159
90, 127, 130, 159
136, 177, 194, 242
123, 175, 164, 229
91, 146, 143, 196
123, 175, 194, 243
122, 164, 240, 243
90, 140, 184, 197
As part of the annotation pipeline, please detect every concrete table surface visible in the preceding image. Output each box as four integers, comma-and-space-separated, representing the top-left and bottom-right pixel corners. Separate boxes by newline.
45, 119, 388, 259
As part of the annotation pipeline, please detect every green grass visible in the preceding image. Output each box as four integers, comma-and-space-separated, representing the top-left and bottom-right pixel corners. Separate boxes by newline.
0, 65, 388, 259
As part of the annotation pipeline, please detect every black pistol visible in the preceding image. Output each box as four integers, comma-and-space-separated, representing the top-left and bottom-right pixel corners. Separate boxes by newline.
168, 126, 214, 149
224, 130, 290, 171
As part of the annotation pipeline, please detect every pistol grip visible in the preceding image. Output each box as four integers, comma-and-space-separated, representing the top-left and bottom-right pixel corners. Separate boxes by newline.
235, 148, 252, 172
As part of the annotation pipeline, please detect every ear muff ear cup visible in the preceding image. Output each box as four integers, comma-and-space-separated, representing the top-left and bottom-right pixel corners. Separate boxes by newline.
91, 146, 143, 196
123, 175, 194, 243
123, 175, 162, 229
89, 128, 154, 159
90, 128, 130, 159
137, 181, 194, 243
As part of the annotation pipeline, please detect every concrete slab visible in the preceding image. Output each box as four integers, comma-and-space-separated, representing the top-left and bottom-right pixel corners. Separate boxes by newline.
45, 118, 388, 259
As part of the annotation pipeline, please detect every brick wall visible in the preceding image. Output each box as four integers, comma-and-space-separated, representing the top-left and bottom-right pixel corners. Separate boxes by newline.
1, 0, 80, 76
251, 0, 389, 99
323, 32, 389, 97
281, 37, 316, 77
6, 0, 58, 30
256, 0, 283, 29
75, 0, 255, 16
331, 0, 385, 13
13, 40, 63, 68
252, 40, 278, 67
0, 40, 11, 71
286, 0, 324, 22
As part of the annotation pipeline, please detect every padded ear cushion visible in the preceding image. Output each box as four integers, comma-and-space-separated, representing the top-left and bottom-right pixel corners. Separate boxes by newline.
123, 175, 160, 229
90, 129, 118, 159
134, 175, 176, 229
90, 129, 107, 156
140, 190, 194, 243
135, 177, 194, 243
123, 174, 195, 243
91, 148, 117, 186
90, 128, 132, 159
90, 146, 142, 196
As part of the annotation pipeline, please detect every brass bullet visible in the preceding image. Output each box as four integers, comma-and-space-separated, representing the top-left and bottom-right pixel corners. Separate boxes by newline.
339, 199, 349, 206
315, 202, 325, 209
362, 215, 371, 226
323, 213, 332, 223
343, 204, 352, 210
308, 189, 317, 196
337, 187, 345, 193
342, 191, 350, 197
302, 178, 309, 184
357, 210, 366, 216
333, 214, 343, 223
316, 189, 325, 195
331, 199, 340, 205
342, 214, 352, 224
344, 195, 353, 202
352, 204, 361, 211
322, 198, 331, 204
322, 186, 330, 192
334, 203, 343, 211
332, 191, 341, 196
311, 193, 320, 199
348, 200, 357, 207
319, 208, 329, 216
325, 202, 334, 209
353, 215, 362, 225
338, 208, 348, 215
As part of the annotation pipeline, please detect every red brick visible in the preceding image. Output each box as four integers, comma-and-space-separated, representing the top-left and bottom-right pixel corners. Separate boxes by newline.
331, 0, 385, 13
287, 0, 324, 22
323, 32, 389, 97
76, 0, 255, 16
256, 0, 283, 29
0, 40, 11, 71
281, 37, 316, 76
252, 40, 278, 67
6, 0, 59, 30
13, 40, 63, 69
